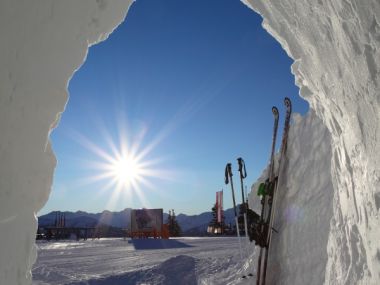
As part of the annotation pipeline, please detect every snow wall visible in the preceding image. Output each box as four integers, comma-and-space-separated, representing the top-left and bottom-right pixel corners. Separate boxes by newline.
0, 1, 133, 284
0, 0, 379, 284
249, 111, 335, 285
244, 0, 380, 284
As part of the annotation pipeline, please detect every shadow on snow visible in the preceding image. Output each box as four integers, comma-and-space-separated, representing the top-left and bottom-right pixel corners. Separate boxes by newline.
128, 238, 194, 250
68, 255, 197, 285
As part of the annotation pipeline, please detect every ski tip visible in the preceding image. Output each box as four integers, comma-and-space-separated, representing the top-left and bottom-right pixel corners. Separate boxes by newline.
272, 106, 279, 115
241, 275, 247, 279
284, 97, 291, 107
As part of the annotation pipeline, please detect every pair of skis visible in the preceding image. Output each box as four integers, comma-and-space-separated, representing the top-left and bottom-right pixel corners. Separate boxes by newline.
256, 97, 292, 285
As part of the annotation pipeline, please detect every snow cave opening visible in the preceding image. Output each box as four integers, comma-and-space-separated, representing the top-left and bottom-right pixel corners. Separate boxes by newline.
45, 0, 309, 216
1, 0, 378, 284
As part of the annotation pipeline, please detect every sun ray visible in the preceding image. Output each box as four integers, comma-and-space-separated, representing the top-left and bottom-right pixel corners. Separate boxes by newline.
67, 129, 116, 163
104, 183, 124, 210
67, 107, 191, 211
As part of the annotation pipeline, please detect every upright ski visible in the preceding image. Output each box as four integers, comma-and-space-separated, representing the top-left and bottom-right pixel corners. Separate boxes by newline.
256, 106, 279, 285
260, 97, 292, 285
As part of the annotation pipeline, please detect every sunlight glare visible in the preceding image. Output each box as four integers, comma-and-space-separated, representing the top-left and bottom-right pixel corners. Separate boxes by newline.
111, 154, 142, 186
66, 109, 185, 211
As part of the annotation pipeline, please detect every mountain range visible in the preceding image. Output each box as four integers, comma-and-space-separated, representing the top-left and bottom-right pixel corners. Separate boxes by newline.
38, 207, 237, 235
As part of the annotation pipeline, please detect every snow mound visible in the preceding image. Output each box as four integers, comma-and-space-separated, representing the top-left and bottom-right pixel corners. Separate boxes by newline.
68, 255, 197, 285
245, 0, 380, 284
33, 237, 251, 285
0, 1, 133, 284
249, 111, 333, 284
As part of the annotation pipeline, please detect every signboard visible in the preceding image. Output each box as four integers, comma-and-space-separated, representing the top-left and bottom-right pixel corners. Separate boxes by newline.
130, 209, 163, 233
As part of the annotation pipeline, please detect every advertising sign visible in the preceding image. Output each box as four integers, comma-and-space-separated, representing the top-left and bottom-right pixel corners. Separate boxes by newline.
130, 208, 163, 233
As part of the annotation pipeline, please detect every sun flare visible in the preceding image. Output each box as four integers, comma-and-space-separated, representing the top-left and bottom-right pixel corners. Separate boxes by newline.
69, 113, 181, 211
110, 155, 142, 186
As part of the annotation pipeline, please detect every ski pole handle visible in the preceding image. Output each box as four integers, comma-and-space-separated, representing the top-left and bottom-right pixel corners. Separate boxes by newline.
237, 157, 247, 213
224, 163, 232, 184
225, 163, 237, 217
237, 157, 247, 179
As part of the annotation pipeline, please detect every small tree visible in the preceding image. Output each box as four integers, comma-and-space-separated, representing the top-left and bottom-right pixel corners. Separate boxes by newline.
208, 203, 225, 234
210, 204, 217, 227
167, 209, 182, 237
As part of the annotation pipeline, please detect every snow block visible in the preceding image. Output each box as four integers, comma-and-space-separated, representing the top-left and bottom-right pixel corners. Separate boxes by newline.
0, 1, 133, 284
249, 111, 334, 284
244, 0, 380, 284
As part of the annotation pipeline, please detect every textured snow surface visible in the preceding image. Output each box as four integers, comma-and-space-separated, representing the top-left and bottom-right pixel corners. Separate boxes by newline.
0, 1, 133, 284
244, 0, 380, 284
249, 111, 334, 284
32, 237, 255, 285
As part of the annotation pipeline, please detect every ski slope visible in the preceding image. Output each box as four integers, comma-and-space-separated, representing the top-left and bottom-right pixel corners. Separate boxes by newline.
32, 237, 256, 285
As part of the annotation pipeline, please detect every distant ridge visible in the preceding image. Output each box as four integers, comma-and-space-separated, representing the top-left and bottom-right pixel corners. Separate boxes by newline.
38, 208, 134, 228
38, 207, 236, 235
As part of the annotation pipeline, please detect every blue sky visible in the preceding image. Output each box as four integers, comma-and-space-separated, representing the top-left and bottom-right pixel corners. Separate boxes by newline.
41, 0, 308, 215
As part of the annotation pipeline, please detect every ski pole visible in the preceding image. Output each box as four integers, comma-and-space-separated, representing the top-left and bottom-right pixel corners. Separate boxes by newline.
244, 185, 251, 241
225, 163, 243, 260
237, 157, 249, 241
245, 185, 248, 206
237, 157, 247, 207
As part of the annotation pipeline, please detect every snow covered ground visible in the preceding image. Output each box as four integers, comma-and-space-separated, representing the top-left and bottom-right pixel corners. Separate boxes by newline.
32, 237, 256, 285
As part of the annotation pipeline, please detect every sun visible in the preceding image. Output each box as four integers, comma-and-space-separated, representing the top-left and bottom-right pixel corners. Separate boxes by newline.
110, 155, 142, 186
69, 115, 180, 210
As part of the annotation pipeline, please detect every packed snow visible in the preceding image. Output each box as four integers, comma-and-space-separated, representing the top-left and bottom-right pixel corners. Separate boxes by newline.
32, 237, 255, 285
0, 1, 133, 284
243, 1, 380, 284
0, 0, 379, 284
249, 111, 334, 284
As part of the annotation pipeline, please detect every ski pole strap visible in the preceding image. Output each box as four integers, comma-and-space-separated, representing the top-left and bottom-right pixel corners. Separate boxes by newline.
225, 163, 232, 184
237, 157, 247, 179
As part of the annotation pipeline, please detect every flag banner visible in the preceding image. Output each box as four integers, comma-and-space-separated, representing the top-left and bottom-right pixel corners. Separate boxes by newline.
216, 190, 223, 223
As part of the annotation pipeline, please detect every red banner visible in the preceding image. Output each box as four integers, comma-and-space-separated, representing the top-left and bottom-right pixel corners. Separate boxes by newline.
216, 190, 223, 223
